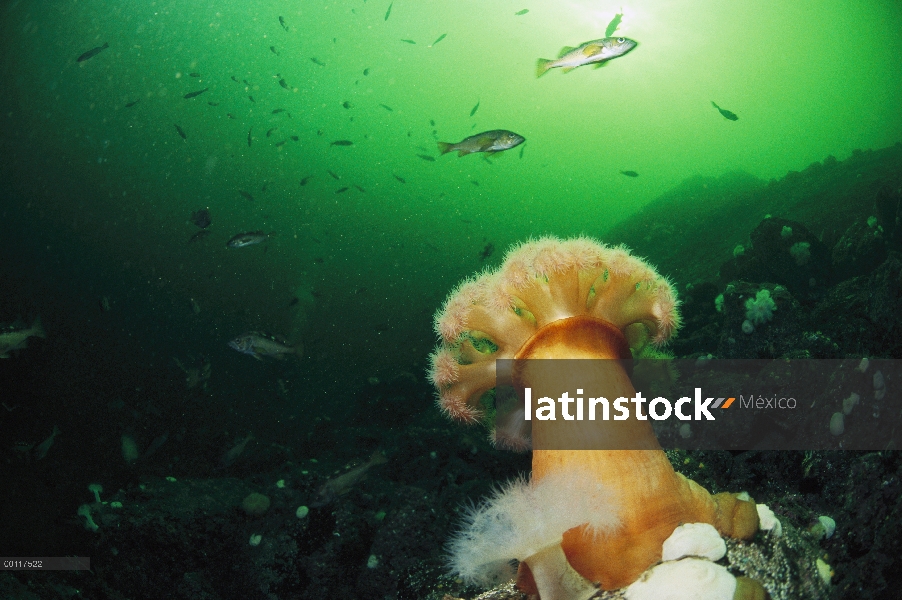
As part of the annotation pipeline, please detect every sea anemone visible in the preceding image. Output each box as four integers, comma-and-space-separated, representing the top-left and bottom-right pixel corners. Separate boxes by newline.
430, 236, 760, 594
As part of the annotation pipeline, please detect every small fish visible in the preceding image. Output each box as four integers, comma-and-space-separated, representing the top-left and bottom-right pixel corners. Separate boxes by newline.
174, 124, 187, 139
354, 185, 366, 192
342, 101, 352, 109
76, 42, 109, 62
266, 127, 278, 137
238, 190, 255, 202
270, 46, 280, 55
335, 187, 349, 194
300, 176, 313, 186
0, 317, 45, 358
470, 100, 479, 117
393, 174, 406, 183
711, 101, 738, 121
331, 140, 353, 146
536, 36, 637, 78
417, 154, 435, 162
620, 170, 639, 177
401, 39, 416, 44
33, 426, 60, 460
229, 333, 298, 360
437, 129, 525, 157
208, 101, 219, 106
432, 33, 447, 46
272, 108, 286, 114
384, 2, 392, 21
243, 79, 251, 85
379, 103, 393, 111
327, 170, 341, 180
231, 75, 240, 82
519, 143, 526, 159
471, 180, 480, 186
99, 296, 111, 312
278, 78, 289, 89
226, 231, 267, 248
515, 9, 529, 15
191, 208, 212, 228
288, 297, 300, 307
430, 119, 436, 126
248, 95, 255, 103
220, 433, 254, 467
247, 127, 253, 146
311, 57, 326, 66
313, 451, 388, 506
188, 230, 211, 244
183, 88, 208, 99
125, 100, 140, 108
479, 242, 495, 261
227, 113, 236, 119
290, 135, 299, 141
605, 12, 623, 37
140, 431, 169, 461
189, 72, 201, 78
279, 16, 288, 31
274, 140, 286, 147
363, 68, 370, 76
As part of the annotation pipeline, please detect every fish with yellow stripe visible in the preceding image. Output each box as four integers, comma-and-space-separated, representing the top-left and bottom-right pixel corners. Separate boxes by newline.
536, 36, 637, 78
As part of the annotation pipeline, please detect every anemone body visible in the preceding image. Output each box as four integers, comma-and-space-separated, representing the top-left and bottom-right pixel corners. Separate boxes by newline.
430, 236, 758, 595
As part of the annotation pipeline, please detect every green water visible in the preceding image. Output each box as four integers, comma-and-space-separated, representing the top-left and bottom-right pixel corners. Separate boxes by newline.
1, 0, 901, 376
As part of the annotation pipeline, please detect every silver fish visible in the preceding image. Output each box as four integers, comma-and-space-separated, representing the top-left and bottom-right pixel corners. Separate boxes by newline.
536, 36, 637, 77
312, 451, 387, 506
229, 332, 299, 360
226, 231, 267, 248
0, 317, 46, 358
437, 130, 525, 157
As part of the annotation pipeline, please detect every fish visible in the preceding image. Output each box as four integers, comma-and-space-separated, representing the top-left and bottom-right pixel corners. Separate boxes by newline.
274, 140, 286, 147
248, 95, 255, 102
220, 433, 254, 468
226, 231, 267, 248
229, 333, 299, 360
437, 129, 525, 157
99, 296, 111, 312
238, 190, 255, 202
335, 187, 349, 194
605, 12, 623, 37
354, 185, 366, 192
384, 2, 392, 21
191, 208, 212, 228
328, 170, 341, 180
519, 143, 526, 159
189, 72, 201, 78
379, 103, 393, 111
401, 39, 416, 44
417, 154, 435, 162
479, 243, 495, 261
711, 101, 738, 121
140, 431, 169, 461
331, 140, 353, 146
270, 46, 280, 55
288, 297, 300, 307
0, 318, 46, 358
536, 36, 637, 78
311, 57, 326, 66
125, 100, 140, 108
272, 108, 286, 114
76, 42, 109, 62
471, 180, 480, 186
620, 170, 639, 177
231, 76, 239, 82
208, 101, 219, 106
393, 174, 406, 183
227, 113, 236, 119
188, 230, 211, 244
183, 88, 208, 99
312, 451, 388, 506
470, 100, 480, 117
515, 9, 529, 15
247, 127, 253, 146
363, 68, 370, 76
33, 426, 60, 460
342, 101, 352, 109
278, 78, 289, 89
300, 176, 313, 186
266, 127, 278, 138
279, 16, 288, 31
432, 33, 447, 46
174, 124, 187, 139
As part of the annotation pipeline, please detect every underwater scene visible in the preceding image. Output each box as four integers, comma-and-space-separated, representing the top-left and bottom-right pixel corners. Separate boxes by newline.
1, 0, 902, 598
